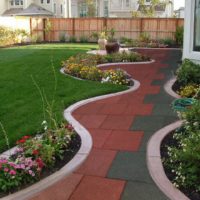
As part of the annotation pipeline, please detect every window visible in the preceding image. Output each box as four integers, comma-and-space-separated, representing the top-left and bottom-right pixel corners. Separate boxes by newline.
10, 0, 23, 6
61, 4, 63, 14
41, 0, 44, 4
104, 0, 109, 17
79, 3, 87, 17
194, 0, 200, 51
125, 0, 130, 7
47, 0, 50, 4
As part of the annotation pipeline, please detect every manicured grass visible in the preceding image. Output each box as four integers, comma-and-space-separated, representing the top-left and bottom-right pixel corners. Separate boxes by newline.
0, 43, 126, 152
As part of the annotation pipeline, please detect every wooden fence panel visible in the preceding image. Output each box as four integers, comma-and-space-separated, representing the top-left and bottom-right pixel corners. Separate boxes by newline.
28, 17, 184, 42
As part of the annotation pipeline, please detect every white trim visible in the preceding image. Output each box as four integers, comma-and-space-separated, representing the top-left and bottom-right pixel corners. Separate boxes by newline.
147, 121, 189, 200
183, 0, 200, 62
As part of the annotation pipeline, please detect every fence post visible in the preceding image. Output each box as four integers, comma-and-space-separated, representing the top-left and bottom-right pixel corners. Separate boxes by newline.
103, 17, 107, 30
29, 18, 32, 37
72, 18, 75, 36
43, 18, 46, 41
140, 18, 143, 36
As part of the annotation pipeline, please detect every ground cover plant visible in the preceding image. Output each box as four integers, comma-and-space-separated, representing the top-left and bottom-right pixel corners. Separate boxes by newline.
162, 100, 200, 199
0, 44, 126, 153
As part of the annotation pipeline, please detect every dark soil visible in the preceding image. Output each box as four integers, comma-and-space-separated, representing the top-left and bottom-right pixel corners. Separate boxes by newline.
161, 131, 200, 200
172, 80, 182, 94
0, 133, 81, 198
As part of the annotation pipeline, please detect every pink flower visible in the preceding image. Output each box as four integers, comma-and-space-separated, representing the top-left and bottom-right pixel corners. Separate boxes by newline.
4, 168, 9, 172
9, 170, 16, 175
0, 159, 8, 164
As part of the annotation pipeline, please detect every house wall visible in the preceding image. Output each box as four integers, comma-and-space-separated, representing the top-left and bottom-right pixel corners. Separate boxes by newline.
183, 0, 200, 63
0, 0, 7, 15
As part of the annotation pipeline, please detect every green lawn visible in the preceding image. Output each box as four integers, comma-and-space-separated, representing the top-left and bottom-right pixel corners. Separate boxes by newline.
0, 43, 126, 152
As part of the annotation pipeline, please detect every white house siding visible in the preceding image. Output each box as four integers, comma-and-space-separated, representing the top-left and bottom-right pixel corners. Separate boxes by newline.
0, 0, 7, 15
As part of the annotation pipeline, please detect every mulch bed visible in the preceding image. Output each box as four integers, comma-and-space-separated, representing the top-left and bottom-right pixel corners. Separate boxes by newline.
161, 131, 200, 200
0, 133, 81, 198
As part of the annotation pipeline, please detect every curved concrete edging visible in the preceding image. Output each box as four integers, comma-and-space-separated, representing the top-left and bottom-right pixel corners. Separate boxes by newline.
164, 77, 181, 99
147, 120, 189, 200
1, 63, 141, 200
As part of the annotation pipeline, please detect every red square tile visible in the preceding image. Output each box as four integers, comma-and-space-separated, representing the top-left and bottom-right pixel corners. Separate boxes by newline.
73, 114, 82, 121
79, 115, 107, 129
99, 103, 128, 115
73, 103, 104, 115
123, 104, 153, 115
89, 129, 112, 148
95, 96, 121, 104
103, 130, 143, 151
100, 115, 134, 130
76, 148, 116, 177
31, 173, 83, 200
70, 176, 125, 200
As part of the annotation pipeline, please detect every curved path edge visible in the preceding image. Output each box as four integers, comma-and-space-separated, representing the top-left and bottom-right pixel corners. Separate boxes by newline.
147, 120, 190, 200
1, 65, 140, 200
164, 77, 181, 99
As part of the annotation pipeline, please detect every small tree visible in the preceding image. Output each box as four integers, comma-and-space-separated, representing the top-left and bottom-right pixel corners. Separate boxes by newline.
137, 0, 170, 17
44, 19, 52, 42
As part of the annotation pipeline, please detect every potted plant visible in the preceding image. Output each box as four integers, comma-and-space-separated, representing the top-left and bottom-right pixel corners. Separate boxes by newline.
98, 31, 107, 50
105, 28, 120, 54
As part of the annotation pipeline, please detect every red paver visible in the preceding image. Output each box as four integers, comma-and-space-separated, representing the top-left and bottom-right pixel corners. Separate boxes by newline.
76, 148, 117, 177
103, 130, 143, 151
31, 173, 83, 200
78, 114, 107, 129
99, 103, 128, 115
69, 176, 125, 200
100, 115, 134, 130
73, 103, 104, 115
88, 129, 112, 148
123, 103, 153, 115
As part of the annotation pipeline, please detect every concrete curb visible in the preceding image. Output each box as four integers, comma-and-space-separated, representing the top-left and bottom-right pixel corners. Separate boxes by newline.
164, 77, 181, 99
147, 120, 190, 200
1, 64, 140, 200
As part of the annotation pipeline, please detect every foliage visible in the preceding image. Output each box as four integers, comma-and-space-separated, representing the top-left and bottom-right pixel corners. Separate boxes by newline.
68, 36, 77, 43
175, 26, 184, 46
102, 69, 130, 85
0, 26, 29, 46
31, 34, 42, 43
160, 38, 175, 46
137, 0, 169, 17
179, 84, 199, 98
165, 101, 200, 191
59, 32, 67, 42
44, 19, 52, 42
0, 123, 75, 193
139, 32, 150, 43
176, 59, 200, 86
79, 35, 89, 43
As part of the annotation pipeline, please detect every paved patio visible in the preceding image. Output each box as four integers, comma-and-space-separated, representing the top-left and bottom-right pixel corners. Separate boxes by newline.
31, 49, 182, 200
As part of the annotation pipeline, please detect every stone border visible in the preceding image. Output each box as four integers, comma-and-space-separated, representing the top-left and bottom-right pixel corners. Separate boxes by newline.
147, 120, 190, 200
1, 66, 140, 200
164, 77, 181, 99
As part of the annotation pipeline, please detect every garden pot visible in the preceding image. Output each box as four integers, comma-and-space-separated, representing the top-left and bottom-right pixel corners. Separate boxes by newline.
98, 38, 107, 50
105, 42, 120, 54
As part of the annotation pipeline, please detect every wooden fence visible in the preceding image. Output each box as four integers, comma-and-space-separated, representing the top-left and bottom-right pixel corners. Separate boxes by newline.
0, 17, 184, 42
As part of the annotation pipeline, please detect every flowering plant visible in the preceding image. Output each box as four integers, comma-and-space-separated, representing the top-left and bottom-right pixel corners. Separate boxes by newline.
0, 122, 75, 193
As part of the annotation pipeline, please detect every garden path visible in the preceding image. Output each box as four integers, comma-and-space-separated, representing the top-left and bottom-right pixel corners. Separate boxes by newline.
30, 49, 182, 200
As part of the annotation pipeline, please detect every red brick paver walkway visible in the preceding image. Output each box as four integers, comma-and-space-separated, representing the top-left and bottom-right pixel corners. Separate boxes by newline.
31, 49, 180, 200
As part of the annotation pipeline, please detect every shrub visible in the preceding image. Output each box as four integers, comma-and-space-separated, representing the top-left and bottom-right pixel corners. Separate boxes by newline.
139, 32, 150, 43
160, 38, 175, 46
79, 35, 89, 43
165, 101, 200, 191
0, 26, 29, 46
59, 32, 67, 42
175, 26, 184, 46
179, 84, 199, 98
69, 36, 77, 43
176, 59, 200, 86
